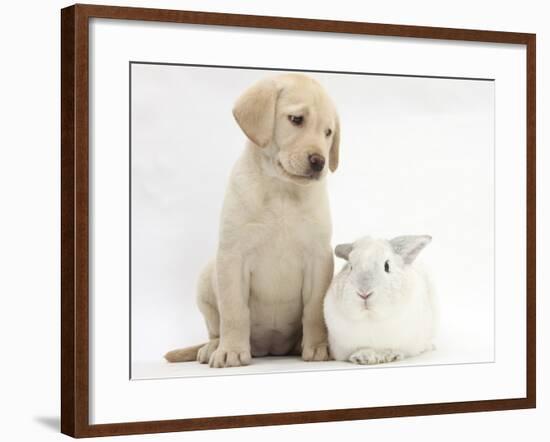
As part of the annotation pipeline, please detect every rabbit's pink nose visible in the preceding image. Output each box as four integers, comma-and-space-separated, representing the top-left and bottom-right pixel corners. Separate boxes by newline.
357, 291, 373, 300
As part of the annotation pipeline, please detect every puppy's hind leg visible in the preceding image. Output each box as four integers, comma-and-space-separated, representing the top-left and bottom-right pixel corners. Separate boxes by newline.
196, 261, 221, 364
164, 261, 220, 364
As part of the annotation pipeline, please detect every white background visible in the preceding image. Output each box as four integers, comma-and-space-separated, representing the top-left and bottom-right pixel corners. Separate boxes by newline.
131, 64, 495, 372
0, 0, 546, 441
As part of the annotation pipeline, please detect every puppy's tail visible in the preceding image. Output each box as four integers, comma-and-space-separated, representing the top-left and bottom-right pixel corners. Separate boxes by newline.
164, 343, 204, 363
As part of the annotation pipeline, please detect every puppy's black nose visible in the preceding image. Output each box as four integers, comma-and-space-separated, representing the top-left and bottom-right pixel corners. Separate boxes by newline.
309, 154, 325, 172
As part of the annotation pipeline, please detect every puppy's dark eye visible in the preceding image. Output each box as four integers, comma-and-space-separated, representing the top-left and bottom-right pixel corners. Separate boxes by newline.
325, 128, 332, 137
384, 260, 390, 273
288, 115, 304, 126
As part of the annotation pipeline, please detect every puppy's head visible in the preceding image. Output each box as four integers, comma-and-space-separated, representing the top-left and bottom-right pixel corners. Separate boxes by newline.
233, 73, 340, 185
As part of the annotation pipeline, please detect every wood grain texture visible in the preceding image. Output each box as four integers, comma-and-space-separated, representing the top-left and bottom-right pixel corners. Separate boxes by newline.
526, 34, 536, 407
60, 3, 536, 438
60, 5, 76, 436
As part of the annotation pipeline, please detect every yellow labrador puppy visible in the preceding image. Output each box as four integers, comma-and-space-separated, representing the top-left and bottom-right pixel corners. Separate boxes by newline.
165, 73, 340, 367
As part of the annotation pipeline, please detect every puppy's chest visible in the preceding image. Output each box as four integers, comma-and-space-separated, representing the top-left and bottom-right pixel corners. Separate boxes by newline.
250, 196, 323, 245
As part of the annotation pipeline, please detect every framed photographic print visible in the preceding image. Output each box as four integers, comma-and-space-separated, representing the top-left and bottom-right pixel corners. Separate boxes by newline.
61, 4, 536, 438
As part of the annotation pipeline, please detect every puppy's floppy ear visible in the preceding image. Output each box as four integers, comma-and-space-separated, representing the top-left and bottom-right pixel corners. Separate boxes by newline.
232, 77, 279, 148
390, 235, 432, 265
329, 115, 340, 172
335, 243, 353, 261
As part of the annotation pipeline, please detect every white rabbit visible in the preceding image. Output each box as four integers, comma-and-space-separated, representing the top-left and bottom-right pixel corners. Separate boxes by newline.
324, 235, 437, 365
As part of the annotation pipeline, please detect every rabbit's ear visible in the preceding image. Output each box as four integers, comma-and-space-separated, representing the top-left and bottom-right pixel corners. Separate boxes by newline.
390, 235, 432, 265
335, 243, 353, 260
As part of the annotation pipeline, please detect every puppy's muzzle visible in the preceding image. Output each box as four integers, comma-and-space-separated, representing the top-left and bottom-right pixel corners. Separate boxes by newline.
308, 153, 325, 173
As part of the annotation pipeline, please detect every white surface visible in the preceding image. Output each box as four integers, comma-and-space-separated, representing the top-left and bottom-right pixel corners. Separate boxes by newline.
130, 64, 496, 373
133, 345, 494, 379
89, 16, 525, 425
2, 0, 548, 441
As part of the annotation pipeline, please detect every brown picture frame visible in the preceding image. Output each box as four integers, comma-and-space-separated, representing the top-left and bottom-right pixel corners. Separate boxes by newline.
61, 3, 536, 438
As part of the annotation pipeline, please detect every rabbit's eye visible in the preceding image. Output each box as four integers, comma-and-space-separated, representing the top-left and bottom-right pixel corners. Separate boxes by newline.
384, 260, 390, 273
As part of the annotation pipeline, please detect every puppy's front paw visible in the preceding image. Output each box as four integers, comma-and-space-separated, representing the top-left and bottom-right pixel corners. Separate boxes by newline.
209, 347, 251, 368
302, 343, 330, 361
349, 348, 404, 365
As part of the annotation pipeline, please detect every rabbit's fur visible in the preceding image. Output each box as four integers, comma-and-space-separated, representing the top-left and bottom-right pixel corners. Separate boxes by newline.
324, 235, 437, 364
